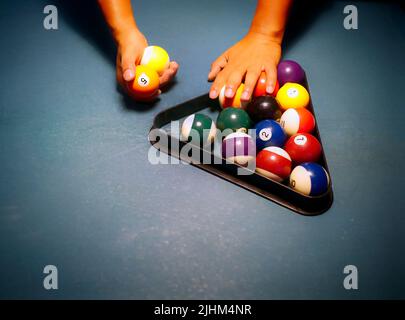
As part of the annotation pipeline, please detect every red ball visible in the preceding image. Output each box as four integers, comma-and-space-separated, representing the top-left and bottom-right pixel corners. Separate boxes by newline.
284, 133, 322, 164
253, 72, 280, 98
256, 146, 292, 182
280, 108, 315, 136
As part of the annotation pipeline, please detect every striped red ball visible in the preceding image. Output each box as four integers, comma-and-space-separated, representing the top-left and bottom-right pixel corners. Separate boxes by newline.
280, 108, 315, 136
256, 146, 292, 182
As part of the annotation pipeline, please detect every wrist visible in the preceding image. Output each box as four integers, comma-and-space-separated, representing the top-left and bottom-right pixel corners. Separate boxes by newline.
113, 20, 139, 45
247, 27, 284, 45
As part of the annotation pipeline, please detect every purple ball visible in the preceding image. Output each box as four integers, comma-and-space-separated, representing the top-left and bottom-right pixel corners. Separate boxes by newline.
222, 132, 256, 166
277, 60, 305, 86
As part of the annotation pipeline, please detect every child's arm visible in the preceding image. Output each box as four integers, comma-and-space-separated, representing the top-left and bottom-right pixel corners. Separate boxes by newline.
98, 0, 178, 99
208, 0, 292, 101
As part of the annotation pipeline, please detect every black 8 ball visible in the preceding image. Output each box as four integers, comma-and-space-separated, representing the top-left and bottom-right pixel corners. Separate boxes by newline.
246, 96, 282, 123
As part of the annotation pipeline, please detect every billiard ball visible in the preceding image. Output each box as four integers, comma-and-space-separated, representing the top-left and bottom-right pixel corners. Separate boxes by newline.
253, 72, 280, 98
280, 108, 315, 136
254, 119, 287, 150
222, 132, 256, 166
290, 162, 329, 196
181, 113, 217, 145
216, 108, 252, 134
277, 60, 305, 86
256, 146, 292, 182
128, 65, 160, 99
219, 83, 250, 109
276, 83, 310, 111
284, 133, 322, 164
141, 45, 170, 75
246, 96, 282, 123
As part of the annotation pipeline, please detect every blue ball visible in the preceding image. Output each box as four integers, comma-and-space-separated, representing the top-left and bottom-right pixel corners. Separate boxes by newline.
290, 162, 330, 196
254, 119, 287, 150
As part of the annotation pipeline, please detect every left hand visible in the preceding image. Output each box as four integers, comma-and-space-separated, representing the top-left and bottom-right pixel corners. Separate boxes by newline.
208, 32, 281, 102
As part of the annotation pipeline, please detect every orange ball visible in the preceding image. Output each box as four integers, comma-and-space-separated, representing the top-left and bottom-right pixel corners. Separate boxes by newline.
219, 83, 250, 109
253, 72, 279, 98
128, 65, 159, 99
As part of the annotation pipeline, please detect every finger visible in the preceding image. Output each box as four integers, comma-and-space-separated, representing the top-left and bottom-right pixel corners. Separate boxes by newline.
116, 54, 125, 87
159, 61, 179, 87
264, 64, 278, 94
224, 69, 244, 98
209, 69, 229, 99
159, 67, 176, 86
159, 61, 178, 86
241, 68, 260, 101
168, 61, 179, 74
121, 53, 137, 82
208, 54, 228, 81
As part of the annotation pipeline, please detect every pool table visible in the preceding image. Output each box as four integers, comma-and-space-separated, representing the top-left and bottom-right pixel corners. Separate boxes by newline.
0, 0, 404, 299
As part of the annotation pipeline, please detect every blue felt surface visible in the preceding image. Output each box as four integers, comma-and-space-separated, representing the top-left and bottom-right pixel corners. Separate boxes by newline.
0, 0, 404, 299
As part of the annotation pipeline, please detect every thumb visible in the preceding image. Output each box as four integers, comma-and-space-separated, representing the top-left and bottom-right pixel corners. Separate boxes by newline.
121, 53, 137, 82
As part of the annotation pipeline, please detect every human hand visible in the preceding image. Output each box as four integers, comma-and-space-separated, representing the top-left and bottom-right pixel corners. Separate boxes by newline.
116, 29, 178, 101
208, 32, 281, 102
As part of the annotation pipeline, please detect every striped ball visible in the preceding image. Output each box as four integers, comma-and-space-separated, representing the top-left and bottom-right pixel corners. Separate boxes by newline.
222, 132, 256, 166
256, 146, 292, 182
289, 162, 329, 196
280, 108, 315, 136
181, 113, 216, 145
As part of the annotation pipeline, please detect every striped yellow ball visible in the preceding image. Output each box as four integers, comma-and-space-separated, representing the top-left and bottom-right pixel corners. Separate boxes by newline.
140, 46, 170, 76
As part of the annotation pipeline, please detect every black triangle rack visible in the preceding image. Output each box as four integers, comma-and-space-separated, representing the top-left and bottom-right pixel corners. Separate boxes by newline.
149, 81, 333, 216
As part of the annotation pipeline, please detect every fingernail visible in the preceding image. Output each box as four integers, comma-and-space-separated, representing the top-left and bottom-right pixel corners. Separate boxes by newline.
266, 85, 274, 94
123, 69, 134, 81
225, 87, 234, 98
241, 90, 250, 101
209, 89, 217, 99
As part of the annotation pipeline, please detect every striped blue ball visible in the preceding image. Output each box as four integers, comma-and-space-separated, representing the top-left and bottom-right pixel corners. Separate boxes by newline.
289, 162, 329, 196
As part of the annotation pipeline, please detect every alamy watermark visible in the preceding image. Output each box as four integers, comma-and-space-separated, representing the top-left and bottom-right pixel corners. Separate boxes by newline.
43, 265, 58, 290
148, 121, 257, 176
343, 5, 358, 30
343, 265, 359, 290
43, 5, 58, 30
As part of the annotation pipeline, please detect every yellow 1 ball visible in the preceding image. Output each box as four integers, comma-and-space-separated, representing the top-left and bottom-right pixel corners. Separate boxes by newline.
276, 83, 310, 111
141, 46, 170, 75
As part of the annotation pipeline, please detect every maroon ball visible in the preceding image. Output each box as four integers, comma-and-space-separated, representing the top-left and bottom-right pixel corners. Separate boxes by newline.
222, 132, 256, 166
277, 60, 305, 86
284, 133, 322, 164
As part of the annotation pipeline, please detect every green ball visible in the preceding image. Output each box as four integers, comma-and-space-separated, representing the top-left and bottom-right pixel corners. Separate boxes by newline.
216, 108, 252, 133
181, 113, 216, 144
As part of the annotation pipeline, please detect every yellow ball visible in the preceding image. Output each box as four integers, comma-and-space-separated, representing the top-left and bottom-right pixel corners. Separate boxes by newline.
219, 83, 250, 109
141, 46, 170, 75
276, 83, 310, 111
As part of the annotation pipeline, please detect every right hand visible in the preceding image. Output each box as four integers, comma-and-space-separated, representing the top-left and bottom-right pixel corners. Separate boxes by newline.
116, 29, 178, 101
